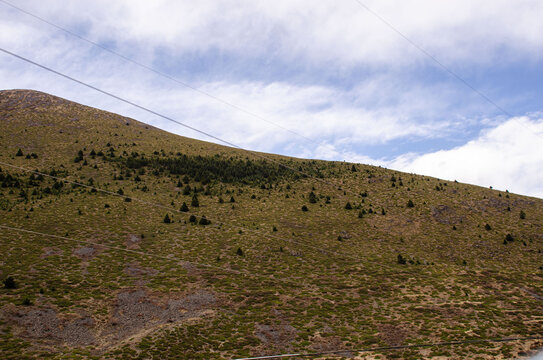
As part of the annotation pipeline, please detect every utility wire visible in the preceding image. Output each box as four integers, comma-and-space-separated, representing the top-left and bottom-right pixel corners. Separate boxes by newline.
0, 0, 337, 154
232, 335, 543, 359
0, 160, 351, 261
352, 0, 543, 142
0, 47, 361, 201
0, 224, 312, 289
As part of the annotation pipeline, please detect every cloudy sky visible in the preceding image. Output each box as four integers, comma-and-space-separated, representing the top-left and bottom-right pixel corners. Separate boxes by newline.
1, 0, 543, 198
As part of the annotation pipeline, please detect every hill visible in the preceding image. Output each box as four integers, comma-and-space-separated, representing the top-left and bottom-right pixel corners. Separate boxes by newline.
0, 89, 542, 359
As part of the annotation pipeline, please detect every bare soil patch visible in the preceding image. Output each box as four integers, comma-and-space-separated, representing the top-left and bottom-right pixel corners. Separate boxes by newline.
1, 304, 95, 347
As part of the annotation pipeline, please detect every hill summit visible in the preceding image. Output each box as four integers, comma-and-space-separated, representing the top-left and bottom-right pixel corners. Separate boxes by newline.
0, 89, 542, 359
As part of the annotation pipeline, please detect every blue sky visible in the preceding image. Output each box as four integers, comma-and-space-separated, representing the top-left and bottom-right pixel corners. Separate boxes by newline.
1, 0, 543, 197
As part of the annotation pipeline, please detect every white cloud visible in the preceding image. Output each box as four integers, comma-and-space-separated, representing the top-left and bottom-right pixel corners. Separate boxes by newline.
388, 117, 543, 198
2, 0, 543, 199
3, 0, 543, 69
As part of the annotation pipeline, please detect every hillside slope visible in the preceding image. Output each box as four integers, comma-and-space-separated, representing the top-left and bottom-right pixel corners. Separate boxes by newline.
0, 89, 542, 359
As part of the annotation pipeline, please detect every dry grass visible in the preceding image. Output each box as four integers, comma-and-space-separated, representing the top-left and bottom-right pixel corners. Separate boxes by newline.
0, 90, 541, 359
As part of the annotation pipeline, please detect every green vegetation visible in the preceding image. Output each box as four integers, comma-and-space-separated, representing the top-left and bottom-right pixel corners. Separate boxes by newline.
0, 90, 541, 359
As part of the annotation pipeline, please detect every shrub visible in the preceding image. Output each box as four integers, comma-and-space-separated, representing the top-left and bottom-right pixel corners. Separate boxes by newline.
397, 254, 407, 265
230, 196, 235, 203
22, 297, 32, 306
308, 191, 317, 204
218, 197, 224, 203
520, 210, 526, 219
183, 185, 191, 195
485, 224, 492, 231
505, 233, 514, 242
16, 149, 23, 156
301, 205, 308, 212
358, 211, 364, 218
345, 202, 352, 210
407, 200, 414, 208
3, 276, 16, 289
163, 214, 171, 223
199, 216, 210, 225
189, 215, 197, 223
180, 202, 189, 212
236, 247, 244, 256
191, 194, 199, 207
272, 226, 277, 232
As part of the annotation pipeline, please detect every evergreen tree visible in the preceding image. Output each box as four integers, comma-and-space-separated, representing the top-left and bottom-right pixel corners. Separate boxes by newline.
15, 149, 23, 157
407, 199, 415, 208
230, 196, 236, 203
180, 202, 189, 212
301, 205, 308, 212
397, 254, 407, 265
183, 185, 191, 195
191, 194, 199, 207
308, 191, 317, 204
236, 247, 244, 256
3, 276, 16, 289
345, 202, 352, 210
189, 215, 197, 223
163, 214, 171, 223
199, 216, 211, 225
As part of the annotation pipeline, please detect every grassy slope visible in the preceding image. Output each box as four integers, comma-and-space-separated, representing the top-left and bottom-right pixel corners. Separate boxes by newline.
0, 89, 542, 359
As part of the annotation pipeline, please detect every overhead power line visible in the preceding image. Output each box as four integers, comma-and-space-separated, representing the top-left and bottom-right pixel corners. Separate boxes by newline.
0, 160, 351, 261
0, 224, 312, 289
352, 0, 543, 142
232, 335, 543, 360
0, 47, 363, 201
0, 0, 336, 154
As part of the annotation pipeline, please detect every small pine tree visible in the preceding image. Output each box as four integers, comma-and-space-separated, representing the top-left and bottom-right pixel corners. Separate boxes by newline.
189, 215, 197, 223
183, 185, 192, 195
345, 202, 352, 210
180, 202, 189, 212
301, 205, 308, 212
351, 165, 357, 172
407, 200, 414, 208
505, 233, 514, 242
308, 191, 317, 204
218, 197, 224, 204
16, 149, 23, 156
485, 224, 492, 231
520, 210, 526, 219
397, 254, 407, 265
3, 276, 16, 289
236, 247, 244, 256
358, 211, 364, 218
199, 216, 210, 225
191, 194, 199, 207
230, 196, 235, 203
163, 214, 171, 224
272, 226, 278, 232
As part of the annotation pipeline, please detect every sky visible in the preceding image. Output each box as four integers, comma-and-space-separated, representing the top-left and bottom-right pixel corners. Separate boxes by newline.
1, 0, 543, 198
